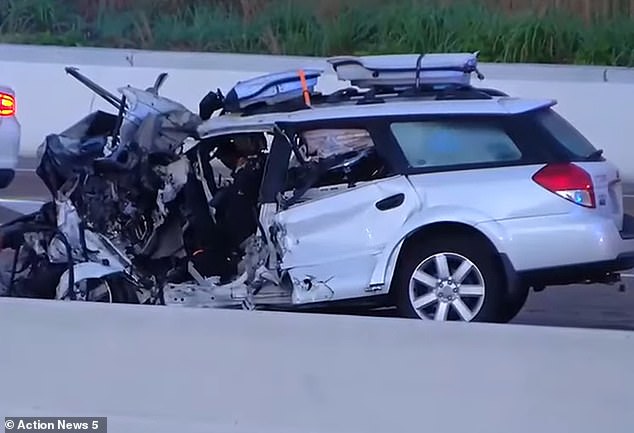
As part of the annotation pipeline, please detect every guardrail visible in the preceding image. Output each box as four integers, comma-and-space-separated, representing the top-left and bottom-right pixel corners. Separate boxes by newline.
1, 44, 634, 179
0, 297, 632, 433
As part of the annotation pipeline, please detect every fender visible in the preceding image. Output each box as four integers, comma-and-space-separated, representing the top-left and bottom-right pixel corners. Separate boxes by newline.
369, 205, 511, 288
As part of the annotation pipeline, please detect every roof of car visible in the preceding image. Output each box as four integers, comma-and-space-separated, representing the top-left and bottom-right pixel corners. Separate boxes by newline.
196, 52, 560, 138
197, 95, 557, 138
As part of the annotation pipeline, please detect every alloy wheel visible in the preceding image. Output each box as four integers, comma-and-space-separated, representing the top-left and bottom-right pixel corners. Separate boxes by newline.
407, 252, 486, 321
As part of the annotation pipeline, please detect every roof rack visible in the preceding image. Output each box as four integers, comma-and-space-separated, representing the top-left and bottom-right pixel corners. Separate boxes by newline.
231, 85, 505, 117
327, 52, 484, 90
211, 51, 498, 117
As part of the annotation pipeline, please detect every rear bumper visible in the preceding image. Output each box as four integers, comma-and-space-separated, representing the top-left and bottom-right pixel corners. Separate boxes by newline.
478, 212, 634, 287
519, 212, 634, 286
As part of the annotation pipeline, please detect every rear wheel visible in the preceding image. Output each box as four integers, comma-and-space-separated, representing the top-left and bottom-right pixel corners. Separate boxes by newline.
393, 234, 506, 323
500, 284, 530, 323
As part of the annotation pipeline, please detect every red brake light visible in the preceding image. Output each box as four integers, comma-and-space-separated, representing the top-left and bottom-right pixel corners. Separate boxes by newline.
0, 92, 16, 117
532, 163, 595, 208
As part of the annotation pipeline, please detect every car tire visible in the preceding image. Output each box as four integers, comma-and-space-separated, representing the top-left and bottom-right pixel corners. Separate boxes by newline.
107, 277, 140, 304
393, 234, 506, 323
86, 276, 140, 304
499, 284, 530, 323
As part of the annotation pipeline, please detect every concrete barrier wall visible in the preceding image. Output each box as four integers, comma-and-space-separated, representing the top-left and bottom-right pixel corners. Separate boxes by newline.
2, 44, 634, 179
0, 297, 632, 433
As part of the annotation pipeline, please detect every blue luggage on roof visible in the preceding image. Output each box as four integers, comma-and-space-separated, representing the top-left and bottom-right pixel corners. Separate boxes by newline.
223, 69, 323, 113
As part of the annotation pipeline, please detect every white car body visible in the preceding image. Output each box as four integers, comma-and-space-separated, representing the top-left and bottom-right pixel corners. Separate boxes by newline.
189, 59, 634, 322
203, 99, 633, 273
0, 85, 20, 188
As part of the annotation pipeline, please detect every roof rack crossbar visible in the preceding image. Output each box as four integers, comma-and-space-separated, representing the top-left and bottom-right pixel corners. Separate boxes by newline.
234, 84, 496, 116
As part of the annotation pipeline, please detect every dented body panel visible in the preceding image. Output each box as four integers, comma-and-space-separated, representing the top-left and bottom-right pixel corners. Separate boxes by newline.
273, 176, 419, 302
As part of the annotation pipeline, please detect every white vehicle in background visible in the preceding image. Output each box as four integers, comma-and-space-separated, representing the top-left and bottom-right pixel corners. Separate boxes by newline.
0, 85, 20, 188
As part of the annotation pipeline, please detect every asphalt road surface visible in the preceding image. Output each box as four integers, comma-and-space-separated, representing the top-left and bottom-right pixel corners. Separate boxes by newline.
2, 159, 634, 331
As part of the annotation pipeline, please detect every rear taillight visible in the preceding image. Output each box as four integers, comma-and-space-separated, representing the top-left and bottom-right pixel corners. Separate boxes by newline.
0, 92, 16, 116
532, 163, 595, 208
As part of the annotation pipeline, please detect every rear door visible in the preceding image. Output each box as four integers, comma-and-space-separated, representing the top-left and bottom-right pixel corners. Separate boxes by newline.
269, 124, 419, 303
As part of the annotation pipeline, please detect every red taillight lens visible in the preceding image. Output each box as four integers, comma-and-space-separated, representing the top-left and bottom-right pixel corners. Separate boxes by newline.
532, 163, 595, 208
0, 92, 16, 116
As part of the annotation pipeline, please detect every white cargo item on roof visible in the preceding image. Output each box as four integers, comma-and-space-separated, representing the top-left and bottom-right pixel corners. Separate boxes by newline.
327, 52, 482, 89
223, 68, 323, 112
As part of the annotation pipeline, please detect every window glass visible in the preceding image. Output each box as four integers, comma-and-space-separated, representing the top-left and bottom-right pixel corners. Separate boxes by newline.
390, 120, 522, 168
301, 128, 375, 161
286, 128, 388, 189
533, 108, 598, 158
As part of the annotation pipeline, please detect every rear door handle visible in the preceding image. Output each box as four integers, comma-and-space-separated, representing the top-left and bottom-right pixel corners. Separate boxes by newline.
375, 193, 405, 211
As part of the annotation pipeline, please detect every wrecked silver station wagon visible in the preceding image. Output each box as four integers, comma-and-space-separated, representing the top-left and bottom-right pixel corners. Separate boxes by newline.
1, 53, 531, 323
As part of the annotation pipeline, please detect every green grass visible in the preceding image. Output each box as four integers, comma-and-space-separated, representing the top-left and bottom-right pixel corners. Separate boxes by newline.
1, 0, 633, 66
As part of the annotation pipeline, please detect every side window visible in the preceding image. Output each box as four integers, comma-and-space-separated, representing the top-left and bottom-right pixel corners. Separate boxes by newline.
301, 128, 374, 160
532, 108, 598, 159
390, 120, 523, 169
287, 128, 389, 190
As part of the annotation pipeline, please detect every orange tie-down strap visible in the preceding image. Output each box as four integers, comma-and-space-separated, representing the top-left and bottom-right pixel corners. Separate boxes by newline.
298, 69, 312, 106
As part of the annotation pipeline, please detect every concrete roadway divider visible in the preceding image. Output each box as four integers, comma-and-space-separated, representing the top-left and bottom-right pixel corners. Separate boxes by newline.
2, 44, 634, 180
0, 297, 633, 433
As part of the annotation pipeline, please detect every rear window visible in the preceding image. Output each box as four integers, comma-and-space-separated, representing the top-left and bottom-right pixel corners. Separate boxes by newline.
390, 120, 523, 169
532, 108, 599, 158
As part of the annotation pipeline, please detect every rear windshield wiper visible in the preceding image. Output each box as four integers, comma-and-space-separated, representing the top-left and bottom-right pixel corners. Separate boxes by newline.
585, 149, 604, 160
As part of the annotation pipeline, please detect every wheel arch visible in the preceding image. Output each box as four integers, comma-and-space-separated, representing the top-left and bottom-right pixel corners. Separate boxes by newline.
375, 221, 511, 294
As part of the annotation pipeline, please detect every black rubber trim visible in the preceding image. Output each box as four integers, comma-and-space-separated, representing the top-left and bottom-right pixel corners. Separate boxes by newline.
621, 213, 634, 240
499, 253, 523, 294
517, 252, 634, 287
